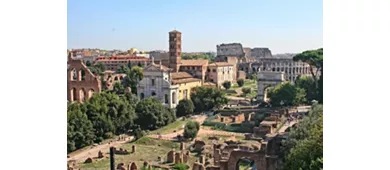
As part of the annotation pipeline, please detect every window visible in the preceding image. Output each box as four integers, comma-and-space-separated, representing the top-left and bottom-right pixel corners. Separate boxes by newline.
140, 93, 145, 99
165, 94, 169, 104
152, 91, 156, 96
151, 79, 155, 86
213, 69, 216, 72
207, 69, 210, 72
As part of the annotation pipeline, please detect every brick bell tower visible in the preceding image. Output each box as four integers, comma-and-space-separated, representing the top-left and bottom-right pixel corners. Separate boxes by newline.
169, 30, 182, 72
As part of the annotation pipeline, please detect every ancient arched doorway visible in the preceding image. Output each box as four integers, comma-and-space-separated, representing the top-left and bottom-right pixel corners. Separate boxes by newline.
236, 157, 256, 170
79, 88, 86, 102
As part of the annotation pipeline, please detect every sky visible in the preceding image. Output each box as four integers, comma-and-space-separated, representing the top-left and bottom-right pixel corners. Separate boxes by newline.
67, 0, 322, 54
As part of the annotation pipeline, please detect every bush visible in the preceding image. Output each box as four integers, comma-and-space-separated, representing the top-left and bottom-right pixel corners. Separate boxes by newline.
173, 163, 189, 170
222, 81, 232, 90
242, 88, 252, 96
237, 79, 244, 87
183, 121, 200, 139
176, 99, 195, 117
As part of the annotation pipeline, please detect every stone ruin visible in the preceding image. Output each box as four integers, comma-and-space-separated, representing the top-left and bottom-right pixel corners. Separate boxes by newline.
114, 147, 130, 155
127, 162, 138, 170
210, 134, 285, 170
117, 163, 126, 170
167, 150, 189, 164
98, 150, 104, 158
132, 145, 136, 153
84, 157, 93, 163
193, 140, 206, 152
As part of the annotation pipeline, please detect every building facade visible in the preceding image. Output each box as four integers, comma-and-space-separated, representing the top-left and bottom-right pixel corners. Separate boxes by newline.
206, 62, 235, 88
137, 62, 179, 108
67, 52, 102, 103
94, 56, 151, 71
171, 72, 202, 100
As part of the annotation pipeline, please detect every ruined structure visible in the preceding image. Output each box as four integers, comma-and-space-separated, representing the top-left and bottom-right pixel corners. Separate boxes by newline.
67, 52, 102, 103
257, 70, 285, 102
211, 134, 285, 170
218, 113, 246, 124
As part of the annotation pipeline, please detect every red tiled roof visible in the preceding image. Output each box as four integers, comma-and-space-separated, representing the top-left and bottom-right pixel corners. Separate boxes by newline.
95, 55, 151, 62
181, 59, 209, 66
172, 78, 201, 84
171, 72, 193, 79
208, 62, 234, 67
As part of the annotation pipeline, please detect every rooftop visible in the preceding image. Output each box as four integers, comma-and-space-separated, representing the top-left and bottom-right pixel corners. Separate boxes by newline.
171, 72, 193, 79
172, 78, 201, 84
181, 59, 209, 66
208, 62, 234, 67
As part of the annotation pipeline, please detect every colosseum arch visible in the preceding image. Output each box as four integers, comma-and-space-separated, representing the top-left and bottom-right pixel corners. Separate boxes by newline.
257, 71, 285, 103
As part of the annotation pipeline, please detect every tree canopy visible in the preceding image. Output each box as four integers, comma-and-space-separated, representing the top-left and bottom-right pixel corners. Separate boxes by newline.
183, 121, 200, 139
295, 76, 317, 103
293, 48, 323, 103
190, 87, 228, 112
176, 99, 195, 117
222, 81, 232, 90
282, 104, 323, 170
237, 79, 244, 87
67, 91, 174, 153
268, 82, 306, 106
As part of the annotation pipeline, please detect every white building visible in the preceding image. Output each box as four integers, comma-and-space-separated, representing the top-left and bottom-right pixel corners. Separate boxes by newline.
216, 43, 245, 57
137, 61, 179, 108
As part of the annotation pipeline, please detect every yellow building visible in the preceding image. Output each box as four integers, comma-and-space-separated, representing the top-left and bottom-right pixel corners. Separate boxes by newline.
171, 72, 202, 101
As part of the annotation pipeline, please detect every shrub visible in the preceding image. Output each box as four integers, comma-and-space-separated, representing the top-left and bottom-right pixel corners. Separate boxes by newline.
237, 79, 244, 87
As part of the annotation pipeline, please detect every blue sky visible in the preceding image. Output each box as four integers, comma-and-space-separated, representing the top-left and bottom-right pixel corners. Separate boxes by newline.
68, 0, 322, 54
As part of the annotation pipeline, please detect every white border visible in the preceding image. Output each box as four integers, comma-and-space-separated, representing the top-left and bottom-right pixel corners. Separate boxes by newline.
325, 0, 390, 169
0, 0, 389, 169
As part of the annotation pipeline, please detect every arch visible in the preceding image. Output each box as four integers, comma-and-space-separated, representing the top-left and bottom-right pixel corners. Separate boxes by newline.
236, 157, 255, 170
165, 94, 169, 104
120, 76, 124, 81
276, 67, 280, 72
272, 68, 275, 72
88, 89, 94, 99
114, 76, 118, 81
140, 93, 145, 99
79, 88, 86, 102
172, 92, 177, 104
70, 87, 77, 102
80, 69, 86, 81
151, 91, 156, 96
71, 69, 78, 81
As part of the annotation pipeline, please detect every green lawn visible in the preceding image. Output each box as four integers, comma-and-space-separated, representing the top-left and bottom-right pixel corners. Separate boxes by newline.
149, 120, 188, 135
228, 80, 257, 98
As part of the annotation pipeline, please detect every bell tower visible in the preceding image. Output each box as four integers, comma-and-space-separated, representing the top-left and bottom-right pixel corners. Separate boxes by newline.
169, 30, 182, 72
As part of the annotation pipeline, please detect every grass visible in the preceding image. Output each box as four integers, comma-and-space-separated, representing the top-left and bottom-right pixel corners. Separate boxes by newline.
228, 80, 257, 98
149, 120, 188, 135
80, 137, 186, 169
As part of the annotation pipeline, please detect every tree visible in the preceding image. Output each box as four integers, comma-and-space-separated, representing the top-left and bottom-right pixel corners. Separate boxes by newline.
183, 121, 200, 139
88, 62, 105, 76
191, 87, 228, 112
135, 98, 175, 130
295, 76, 317, 103
123, 66, 144, 94
113, 82, 125, 94
67, 103, 95, 153
237, 79, 244, 87
222, 81, 232, 90
85, 60, 91, 67
268, 82, 306, 106
176, 99, 195, 117
282, 104, 323, 170
242, 88, 252, 96
293, 48, 323, 89
250, 74, 257, 80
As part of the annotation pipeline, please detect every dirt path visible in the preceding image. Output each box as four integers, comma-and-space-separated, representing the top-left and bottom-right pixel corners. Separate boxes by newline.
67, 136, 134, 164
149, 114, 244, 141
